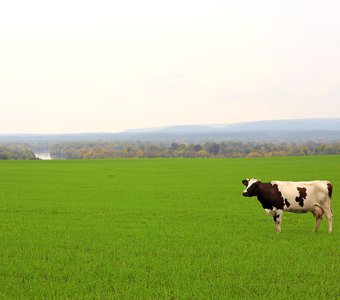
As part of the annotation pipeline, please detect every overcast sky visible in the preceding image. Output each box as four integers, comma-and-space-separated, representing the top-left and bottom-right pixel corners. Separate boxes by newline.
1, 0, 339, 134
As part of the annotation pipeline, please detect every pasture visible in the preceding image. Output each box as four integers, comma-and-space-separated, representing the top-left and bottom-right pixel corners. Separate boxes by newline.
0, 156, 339, 299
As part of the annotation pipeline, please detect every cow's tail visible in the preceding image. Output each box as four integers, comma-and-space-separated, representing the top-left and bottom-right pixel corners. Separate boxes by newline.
327, 182, 333, 198
327, 182, 334, 217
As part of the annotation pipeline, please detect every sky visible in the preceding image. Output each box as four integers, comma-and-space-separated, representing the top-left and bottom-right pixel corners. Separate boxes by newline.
1, 0, 340, 134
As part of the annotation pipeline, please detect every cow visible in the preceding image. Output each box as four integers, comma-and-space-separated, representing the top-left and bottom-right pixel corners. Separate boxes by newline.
242, 178, 333, 233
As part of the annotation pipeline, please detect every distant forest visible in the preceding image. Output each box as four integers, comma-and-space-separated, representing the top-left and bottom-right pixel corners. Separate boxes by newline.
2, 141, 340, 160
0, 144, 36, 160
48, 141, 340, 159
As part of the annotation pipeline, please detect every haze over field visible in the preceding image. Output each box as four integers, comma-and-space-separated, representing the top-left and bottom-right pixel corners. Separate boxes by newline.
1, 1, 340, 134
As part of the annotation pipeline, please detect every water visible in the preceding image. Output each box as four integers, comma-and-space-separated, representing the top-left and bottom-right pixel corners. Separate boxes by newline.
35, 152, 52, 160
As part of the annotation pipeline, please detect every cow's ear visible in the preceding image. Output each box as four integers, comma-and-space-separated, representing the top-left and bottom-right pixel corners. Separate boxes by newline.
242, 179, 249, 186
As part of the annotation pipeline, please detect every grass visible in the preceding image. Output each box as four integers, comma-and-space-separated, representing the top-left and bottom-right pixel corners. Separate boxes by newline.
0, 156, 339, 299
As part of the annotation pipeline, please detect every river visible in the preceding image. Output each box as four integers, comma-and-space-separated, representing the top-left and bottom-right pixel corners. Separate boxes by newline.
35, 152, 52, 160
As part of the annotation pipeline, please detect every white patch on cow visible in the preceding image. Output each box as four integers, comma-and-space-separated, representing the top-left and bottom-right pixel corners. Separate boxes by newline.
271, 180, 330, 212
264, 209, 276, 216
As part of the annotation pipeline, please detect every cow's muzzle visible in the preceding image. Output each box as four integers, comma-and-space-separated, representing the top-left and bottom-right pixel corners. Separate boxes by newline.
242, 192, 250, 197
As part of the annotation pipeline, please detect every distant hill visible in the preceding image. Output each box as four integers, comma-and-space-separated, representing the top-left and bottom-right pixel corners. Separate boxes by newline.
222, 118, 340, 132
126, 118, 340, 133
1, 118, 340, 143
123, 118, 340, 142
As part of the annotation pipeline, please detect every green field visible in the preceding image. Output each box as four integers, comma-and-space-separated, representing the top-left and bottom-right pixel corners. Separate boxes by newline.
0, 156, 339, 299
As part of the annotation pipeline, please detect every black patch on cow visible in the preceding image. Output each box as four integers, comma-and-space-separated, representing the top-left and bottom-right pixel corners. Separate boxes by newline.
273, 214, 280, 222
256, 183, 284, 211
327, 183, 333, 198
284, 198, 291, 208
242, 179, 249, 186
295, 187, 307, 207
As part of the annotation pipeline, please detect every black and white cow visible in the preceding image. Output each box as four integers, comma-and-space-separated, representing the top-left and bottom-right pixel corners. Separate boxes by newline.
242, 178, 333, 233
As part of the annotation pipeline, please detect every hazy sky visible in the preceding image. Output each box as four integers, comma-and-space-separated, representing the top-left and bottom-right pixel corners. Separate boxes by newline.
1, 0, 339, 134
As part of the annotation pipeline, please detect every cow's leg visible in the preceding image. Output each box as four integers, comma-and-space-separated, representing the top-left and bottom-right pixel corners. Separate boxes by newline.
313, 216, 323, 232
322, 206, 333, 233
273, 210, 283, 233
312, 206, 323, 233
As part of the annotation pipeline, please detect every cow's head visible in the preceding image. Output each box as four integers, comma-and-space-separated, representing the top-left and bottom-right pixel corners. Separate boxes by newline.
242, 178, 260, 197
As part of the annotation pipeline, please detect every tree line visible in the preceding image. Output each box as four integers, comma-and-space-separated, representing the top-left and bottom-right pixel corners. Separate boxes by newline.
49, 141, 340, 159
1, 141, 340, 160
0, 144, 36, 160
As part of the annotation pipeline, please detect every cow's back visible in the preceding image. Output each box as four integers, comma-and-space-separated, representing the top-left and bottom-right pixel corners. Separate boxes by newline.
271, 180, 330, 212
